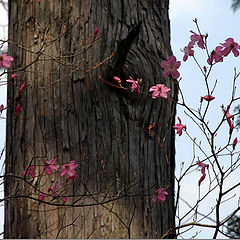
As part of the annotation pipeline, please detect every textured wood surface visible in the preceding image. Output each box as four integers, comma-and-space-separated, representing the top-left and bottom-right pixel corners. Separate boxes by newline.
5, 0, 177, 238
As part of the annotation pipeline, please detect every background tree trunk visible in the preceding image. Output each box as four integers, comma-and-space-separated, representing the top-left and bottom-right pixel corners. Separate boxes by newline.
5, 0, 177, 238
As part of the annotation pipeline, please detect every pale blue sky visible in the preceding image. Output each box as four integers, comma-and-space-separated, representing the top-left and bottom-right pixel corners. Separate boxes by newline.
170, 0, 240, 238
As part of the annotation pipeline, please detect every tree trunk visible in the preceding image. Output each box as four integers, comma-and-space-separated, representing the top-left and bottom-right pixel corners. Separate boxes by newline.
5, 0, 177, 238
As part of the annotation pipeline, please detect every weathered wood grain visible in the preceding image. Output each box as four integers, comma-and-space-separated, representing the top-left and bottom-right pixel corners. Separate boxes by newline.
5, 0, 177, 238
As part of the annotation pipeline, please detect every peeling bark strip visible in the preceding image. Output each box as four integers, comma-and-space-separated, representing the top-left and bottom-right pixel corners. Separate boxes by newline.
5, 0, 177, 238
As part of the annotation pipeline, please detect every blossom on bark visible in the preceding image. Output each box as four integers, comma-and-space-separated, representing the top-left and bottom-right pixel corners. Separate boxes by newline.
42, 158, 59, 175
153, 188, 168, 203
15, 104, 21, 116
126, 76, 141, 94
61, 161, 78, 180
94, 27, 99, 38
190, 30, 205, 49
10, 73, 17, 80
38, 193, 46, 201
62, 196, 67, 204
19, 83, 26, 94
113, 76, 121, 84
160, 55, 181, 79
23, 165, 36, 178
0, 54, 14, 68
149, 84, 170, 99
50, 180, 59, 197
173, 117, 186, 136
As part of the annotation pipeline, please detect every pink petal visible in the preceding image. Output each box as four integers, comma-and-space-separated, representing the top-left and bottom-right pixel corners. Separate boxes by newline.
232, 48, 239, 57
158, 194, 166, 202
168, 55, 177, 64
171, 70, 180, 79
61, 169, 67, 176
160, 60, 169, 69
149, 86, 158, 92
199, 173, 206, 185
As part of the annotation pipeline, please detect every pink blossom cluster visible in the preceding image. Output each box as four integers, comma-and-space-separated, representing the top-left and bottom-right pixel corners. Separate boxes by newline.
208, 38, 240, 64
153, 188, 168, 203
0, 54, 14, 68
182, 29, 240, 65
148, 54, 182, 99
23, 158, 78, 202
182, 30, 205, 62
0, 55, 19, 115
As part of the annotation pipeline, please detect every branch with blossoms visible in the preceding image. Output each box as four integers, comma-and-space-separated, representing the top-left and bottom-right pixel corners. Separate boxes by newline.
1, 12, 240, 238
99, 19, 240, 238
167, 20, 240, 239
1, 23, 145, 235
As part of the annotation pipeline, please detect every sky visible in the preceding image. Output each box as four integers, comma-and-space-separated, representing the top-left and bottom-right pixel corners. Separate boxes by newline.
0, 0, 240, 239
169, 0, 240, 238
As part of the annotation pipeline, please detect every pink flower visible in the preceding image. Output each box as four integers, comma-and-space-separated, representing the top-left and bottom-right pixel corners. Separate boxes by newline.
190, 30, 205, 49
160, 55, 181, 79
183, 41, 194, 61
207, 46, 224, 64
15, 103, 20, 116
94, 27, 99, 38
0, 104, 4, 113
153, 188, 168, 203
23, 165, 36, 178
149, 84, 170, 99
10, 73, 17, 80
221, 38, 240, 57
173, 117, 186, 136
201, 95, 215, 101
62, 196, 67, 204
196, 160, 208, 175
199, 173, 206, 186
42, 158, 59, 175
61, 161, 78, 180
224, 105, 233, 119
19, 83, 26, 94
0, 54, 14, 68
196, 160, 209, 185
223, 105, 234, 132
126, 76, 141, 94
114, 76, 121, 84
38, 193, 46, 201
50, 180, 59, 197
233, 137, 238, 150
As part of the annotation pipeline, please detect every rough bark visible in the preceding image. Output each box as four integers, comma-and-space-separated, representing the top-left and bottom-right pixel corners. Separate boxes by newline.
5, 0, 177, 238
